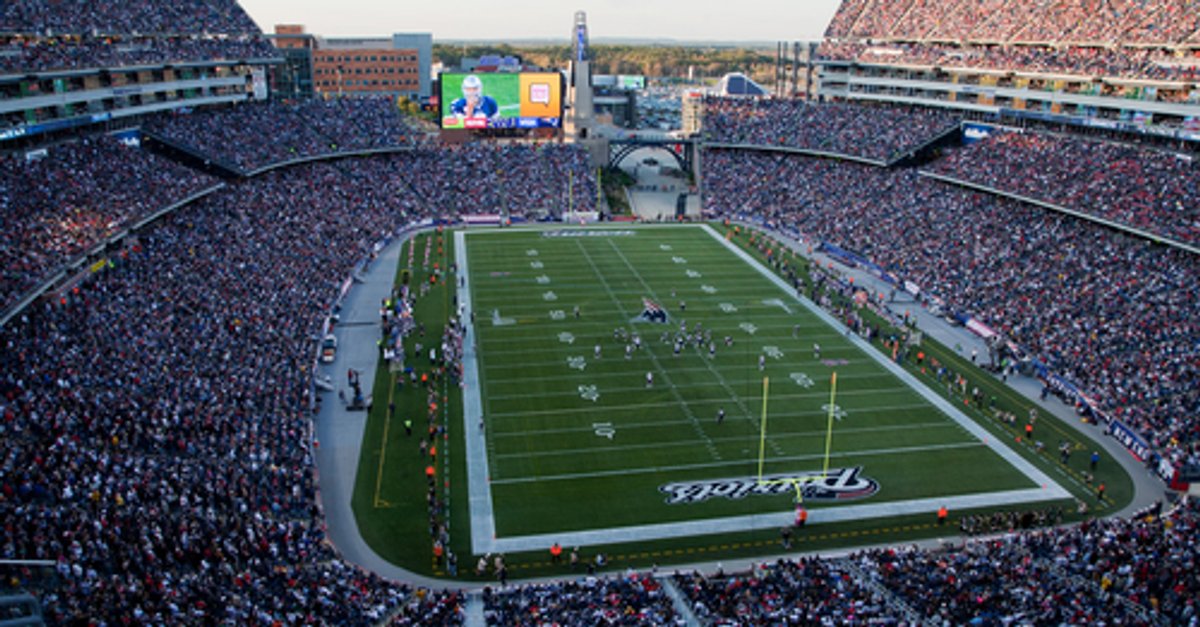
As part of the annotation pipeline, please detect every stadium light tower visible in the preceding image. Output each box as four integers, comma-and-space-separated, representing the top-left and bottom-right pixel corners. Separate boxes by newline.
573, 11, 589, 62
568, 11, 595, 141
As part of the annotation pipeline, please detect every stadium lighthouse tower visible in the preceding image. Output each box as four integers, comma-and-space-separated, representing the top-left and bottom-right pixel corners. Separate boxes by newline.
566, 11, 608, 169
567, 11, 596, 140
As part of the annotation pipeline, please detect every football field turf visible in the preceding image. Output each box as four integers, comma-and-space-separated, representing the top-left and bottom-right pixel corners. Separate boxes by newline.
458, 224, 1069, 554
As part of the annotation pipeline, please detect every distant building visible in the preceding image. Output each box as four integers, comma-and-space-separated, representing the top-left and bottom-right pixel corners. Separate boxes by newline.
681, 90, 704, 136
269, 25, 431, 101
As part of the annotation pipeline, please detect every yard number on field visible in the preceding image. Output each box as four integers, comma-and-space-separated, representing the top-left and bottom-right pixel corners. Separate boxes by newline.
578, 385, 600, 402
720, 303, 738, 314
790, 372, 815, 388
530, 260, 544, 269
686, 269, 702, 279
593, 422, 616, 440
672, 256, 688, 264
567, 356, 586, 371
822, 404, 848, 421
559, 332, 576, 344
549, 310, 566, 321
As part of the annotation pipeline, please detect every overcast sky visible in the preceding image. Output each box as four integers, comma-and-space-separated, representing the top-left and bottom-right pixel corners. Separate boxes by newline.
238, 0, 841, 42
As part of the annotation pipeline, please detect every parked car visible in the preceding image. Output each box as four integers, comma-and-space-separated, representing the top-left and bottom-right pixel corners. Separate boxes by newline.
320, 334, 338, 363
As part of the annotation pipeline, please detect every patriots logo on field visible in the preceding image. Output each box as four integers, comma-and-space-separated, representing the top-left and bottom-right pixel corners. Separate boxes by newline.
640, 298, 668, 324
658, 466, 880, 505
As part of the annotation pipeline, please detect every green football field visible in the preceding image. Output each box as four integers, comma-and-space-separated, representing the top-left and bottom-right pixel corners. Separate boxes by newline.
459, 224, 1068, 552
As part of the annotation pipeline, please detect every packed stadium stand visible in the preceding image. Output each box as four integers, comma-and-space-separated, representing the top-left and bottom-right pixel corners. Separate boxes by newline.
703, 96, 960, 163
703, 145, 1200, 478
144, 97, 426, 173
1, 0, 1199, 624
815, 0, 1200, 137
925, 130, 1200, 246
0, 0, 276, 74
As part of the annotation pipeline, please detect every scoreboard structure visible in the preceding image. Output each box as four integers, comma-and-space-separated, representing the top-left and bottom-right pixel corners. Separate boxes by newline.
439, 72, 564, 130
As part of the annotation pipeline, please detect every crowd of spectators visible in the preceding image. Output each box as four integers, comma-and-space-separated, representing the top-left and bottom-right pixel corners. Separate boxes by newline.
703, 148, 1200, 472
673, 557, 893, 624
0, 135, 217, 313
821, 0, 1200, 81
0, 155, 477, 623
0, 34, 276, 75
820, 41, 1200, 82
0, 0, 263, 35
668, 498, 1196, 624
144, 98, 428, 173
0, 138, 597, 620
0, 0, 276, 75
482, 573, 680, 626
826, 0, 1200, 46
399, 143, 598, 217
926, 130, 1200, 246
703, 97, 960, 163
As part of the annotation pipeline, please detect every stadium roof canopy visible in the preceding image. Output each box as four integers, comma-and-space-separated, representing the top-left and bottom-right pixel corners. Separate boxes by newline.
716, 72, 768, 97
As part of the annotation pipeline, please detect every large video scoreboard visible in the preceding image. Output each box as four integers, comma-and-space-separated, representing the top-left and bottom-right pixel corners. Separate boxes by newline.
439, 72, 564, 130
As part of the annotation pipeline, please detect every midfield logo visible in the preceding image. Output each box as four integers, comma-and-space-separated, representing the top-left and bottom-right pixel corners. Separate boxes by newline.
658, 466, 880, 505
640, 298, 668, 324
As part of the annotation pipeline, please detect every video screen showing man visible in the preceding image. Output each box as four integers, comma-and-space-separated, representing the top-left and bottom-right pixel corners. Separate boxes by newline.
449, 75, 499, 122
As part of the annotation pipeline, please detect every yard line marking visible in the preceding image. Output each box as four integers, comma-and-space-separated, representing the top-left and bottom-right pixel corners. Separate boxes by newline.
486, 380, 915, 402
491, 422, 968, 460
490, 441, 985, 485
491, 419, 955, 441
488, 393, 931, 419
574, 239, 722, 462
701, 224, 1068, 499
488, 367, 887, 387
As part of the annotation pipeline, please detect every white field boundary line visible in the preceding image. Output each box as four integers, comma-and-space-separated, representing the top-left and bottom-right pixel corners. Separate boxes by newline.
492, 441, 984, 485
491, 422, 971, 462
700, 224, 1070, 498
574, 238, 722, 462
475, 331, 852, 349
463, 224, 1070, 555
457, 230, 499, 556
484, 486, 1062, 553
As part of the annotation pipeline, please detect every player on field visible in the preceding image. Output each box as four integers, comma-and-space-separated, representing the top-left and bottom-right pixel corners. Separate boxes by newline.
716, 408, 725, 424
646, 371, 653, 387
813, 342, 821, 359
594, 344, 601, 359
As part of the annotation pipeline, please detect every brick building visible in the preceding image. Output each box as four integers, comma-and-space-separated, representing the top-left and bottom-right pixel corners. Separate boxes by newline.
270, 25, 431, 101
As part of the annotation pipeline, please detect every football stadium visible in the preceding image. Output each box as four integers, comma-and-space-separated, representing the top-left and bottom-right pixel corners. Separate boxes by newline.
0, 0, 1197, 624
